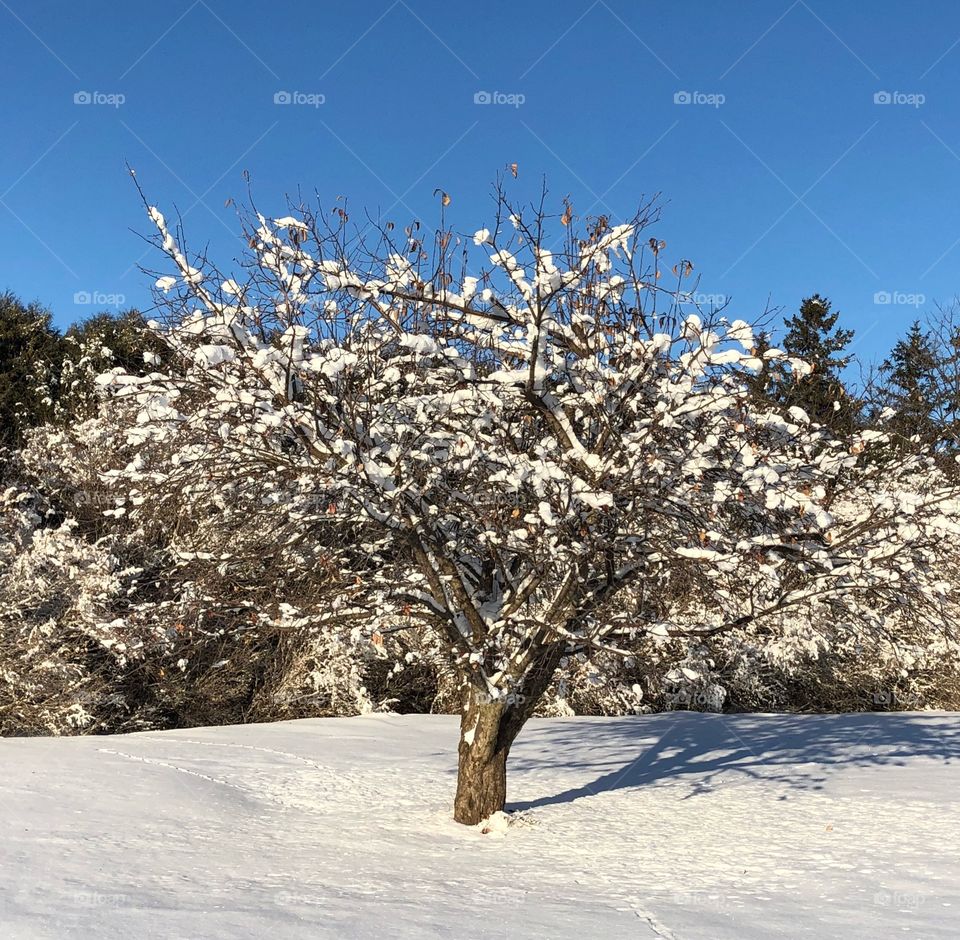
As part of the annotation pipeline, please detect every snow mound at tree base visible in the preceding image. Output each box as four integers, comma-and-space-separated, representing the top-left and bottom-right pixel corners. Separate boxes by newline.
2, 713, 959, 939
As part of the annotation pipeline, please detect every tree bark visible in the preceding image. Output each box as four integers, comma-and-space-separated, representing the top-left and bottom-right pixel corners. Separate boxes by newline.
453, 699, 509, 825
452, 641, 566, 825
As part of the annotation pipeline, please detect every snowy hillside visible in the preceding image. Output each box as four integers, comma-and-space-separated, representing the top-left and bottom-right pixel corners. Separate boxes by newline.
2, 713, 959, 939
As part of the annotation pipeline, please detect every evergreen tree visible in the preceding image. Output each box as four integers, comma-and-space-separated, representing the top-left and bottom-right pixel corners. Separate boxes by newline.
922, 301, 960, 456
879, 321, 941, 450
776, 294, 858, 433
60, 310, 163, 419
0, 292, 65, 448
0, 297, 160, 450
66, 310, 159, 377
740, 328, 778, 403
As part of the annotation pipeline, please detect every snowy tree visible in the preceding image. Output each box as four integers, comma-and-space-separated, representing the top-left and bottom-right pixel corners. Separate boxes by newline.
58, 310, 166, 423
775, 294, 859, 435
0, 292, 64, 449
99, 182, 960, 824
874, 321, 942, 454
871, 305, 960, 463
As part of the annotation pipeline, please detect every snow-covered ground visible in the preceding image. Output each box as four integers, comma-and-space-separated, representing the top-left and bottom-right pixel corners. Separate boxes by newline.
1, 713, 958, 939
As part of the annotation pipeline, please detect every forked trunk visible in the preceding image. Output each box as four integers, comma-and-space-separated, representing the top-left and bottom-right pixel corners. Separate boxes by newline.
452, 642, 566, 825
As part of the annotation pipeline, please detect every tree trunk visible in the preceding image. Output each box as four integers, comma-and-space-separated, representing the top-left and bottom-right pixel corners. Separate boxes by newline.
453, 699, 509, 825
452, 642, 566, 825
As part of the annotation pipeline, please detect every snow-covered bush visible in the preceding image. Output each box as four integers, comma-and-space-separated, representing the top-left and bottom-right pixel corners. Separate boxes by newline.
0, 416, 411, 734
0, 479, 161, 734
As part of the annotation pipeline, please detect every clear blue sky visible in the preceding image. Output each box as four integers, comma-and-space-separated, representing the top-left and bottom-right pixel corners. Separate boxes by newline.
1, 0, 959, 365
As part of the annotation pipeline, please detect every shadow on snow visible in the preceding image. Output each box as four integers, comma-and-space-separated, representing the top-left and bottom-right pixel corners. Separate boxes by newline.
506, 712, 960, 812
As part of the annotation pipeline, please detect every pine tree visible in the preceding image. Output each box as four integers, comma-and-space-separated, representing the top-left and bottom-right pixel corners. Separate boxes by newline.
879, 321, 941, 450
776, 294, 858, 433
740, 328, 778, 404
922, 302, 960, 456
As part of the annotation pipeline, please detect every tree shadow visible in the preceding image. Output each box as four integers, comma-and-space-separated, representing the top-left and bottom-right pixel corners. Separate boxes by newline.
507, 712, 960, 812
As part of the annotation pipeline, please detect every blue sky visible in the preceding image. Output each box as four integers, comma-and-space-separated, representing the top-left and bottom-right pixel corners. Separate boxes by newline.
1, 0, 959, 366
